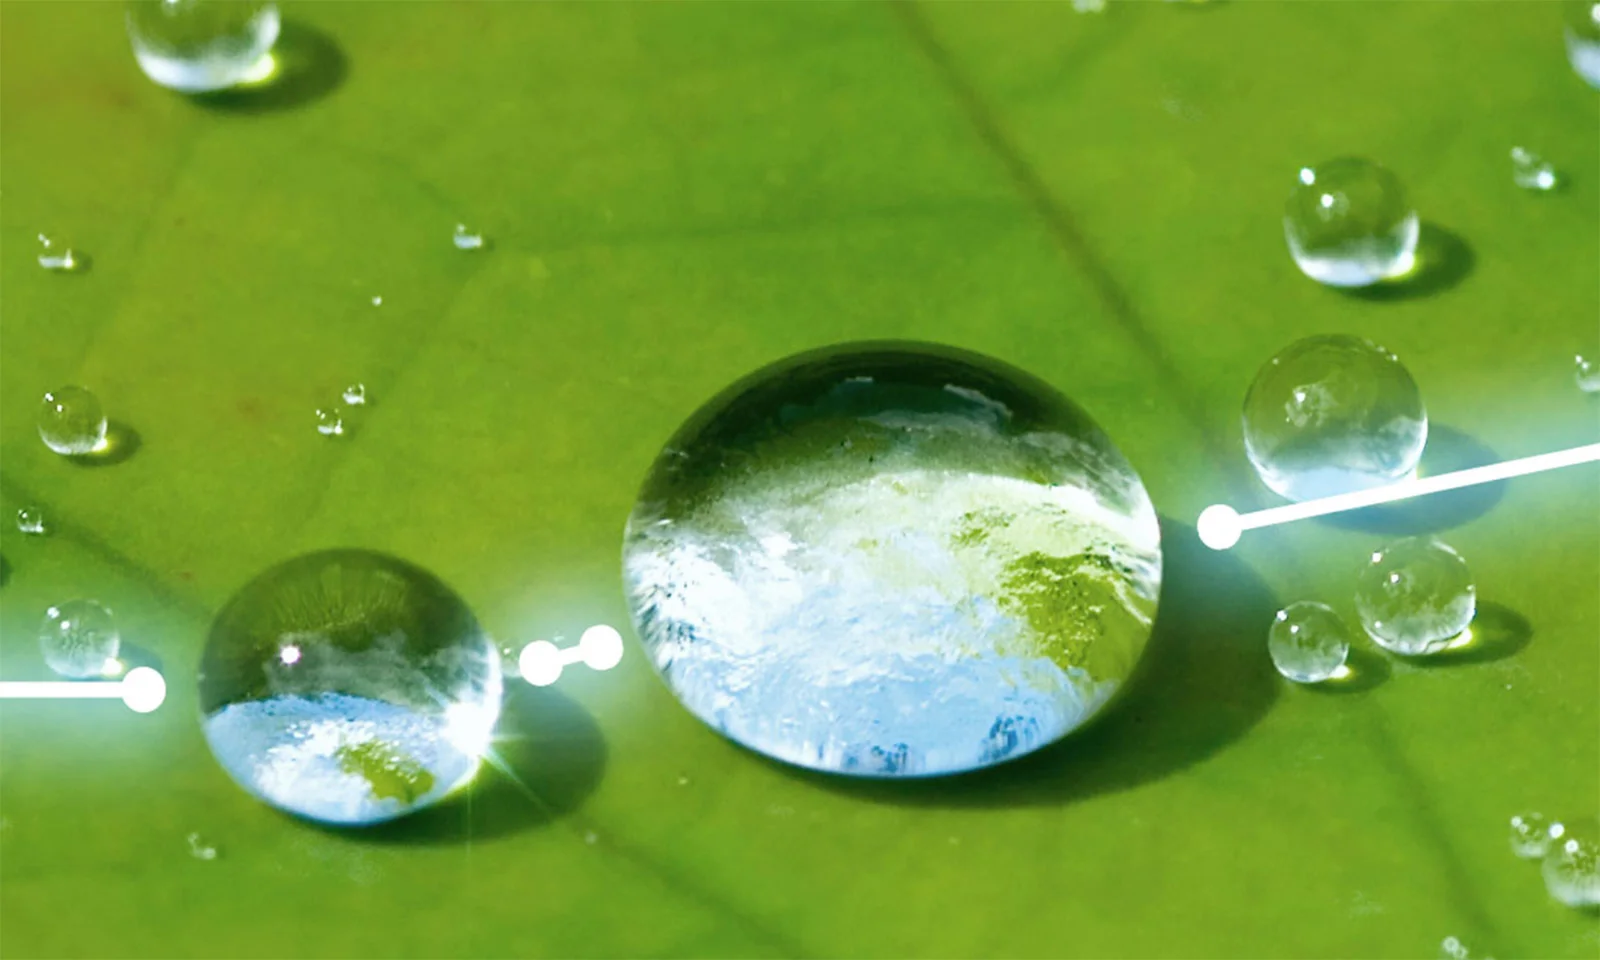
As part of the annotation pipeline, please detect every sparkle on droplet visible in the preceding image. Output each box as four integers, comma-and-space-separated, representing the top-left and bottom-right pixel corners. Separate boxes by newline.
38, 385, 109, 456
39, 599, 121, 679
1510, 812, 1556, 859
1267, 601, 1352, 684
621, 344, 1162, 777
1355, 537, 1475, 656
1510, 146, 1559, 191
452, 224, 486, 250
1242, 335, 1427, 502
126, 0, 280, 93
342, 383, 367, 406
16, 507, 46, 535
1283, 157, 1418, 287
1576, 354, 1600, 393
315, 409, 344, 437
199, 549, 502, 826
186, 832, 218, 861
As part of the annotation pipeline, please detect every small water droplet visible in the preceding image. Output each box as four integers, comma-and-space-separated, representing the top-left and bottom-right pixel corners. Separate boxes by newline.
676, 775, 690, 787
452, 224, 486, 250
186, 832, 218, 861
342, 383, 367, 406
1510, 146, 1560, 192
16, 507, 46, 535
315, 409, 344, 437
1510, 812, 1555, 859
1576, 354, 1600, 393
583, 830, 598, 845
36, 234, 85, 272
370, 295, 383, 307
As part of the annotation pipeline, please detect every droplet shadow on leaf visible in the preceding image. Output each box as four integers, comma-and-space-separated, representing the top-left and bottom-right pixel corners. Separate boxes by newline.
69, 422, 140, 467
1410, 601, 1531, 668
1304, 645, 1389, 694
774, 516, 1280, 808
1318, 425, 1503, 536
1340, 223, 1474, 302
116, 643, 164, 675
341, 683, 606, 845
194, 22, 347, 114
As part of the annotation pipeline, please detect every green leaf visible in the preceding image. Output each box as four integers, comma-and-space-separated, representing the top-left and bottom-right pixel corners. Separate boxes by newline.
2, 2, 1596, 957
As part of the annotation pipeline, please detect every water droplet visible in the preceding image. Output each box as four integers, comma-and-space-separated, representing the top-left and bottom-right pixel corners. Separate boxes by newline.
676, 775, 690, 787
583, 830, 598, 845
1510, 146, 1560, 191
126, 0, 279, 93
39, 599, 121, 679
370, 295, 383, 307
1565, 2, 1600, 90
16, 507, 46, 536
38, 386, 108, 456
36, 234, 84, 272
1576, 354, 1600, 393
1354, 537, 1475, 656
452, 224, 486, 250
342, 383, 367, 406
1283, 158, 1417, 287
1267, 601, 1351, 683
1243, 336, 1426, 501
1510, 811, 1556, 859
1542, 821, 1600, 908
314, 409, 344, 437
186, 832, 218, 861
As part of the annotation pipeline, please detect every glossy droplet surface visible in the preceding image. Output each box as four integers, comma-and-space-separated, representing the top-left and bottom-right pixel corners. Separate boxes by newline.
1355, 537, 1475, 656
1242, 335, 1427, 502
623, 344, 1162, 777
126, 0, 279, 93
1284, 158, 1418, 287
452, 224, 486, 250
1267, 601, 1351, 683
342, 383, 367, 406
38, 386, 108, 456
315, 409, 343, 437
198, 550, 502, 825
39, 599, 121, 679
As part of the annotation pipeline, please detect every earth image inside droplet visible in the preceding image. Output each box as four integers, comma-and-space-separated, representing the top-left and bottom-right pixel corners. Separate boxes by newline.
623, 343, 1163, 777
198, 550, 502, 825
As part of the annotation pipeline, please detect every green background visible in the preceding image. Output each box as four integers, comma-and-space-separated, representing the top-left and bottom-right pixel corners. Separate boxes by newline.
2, 2, 1597, 957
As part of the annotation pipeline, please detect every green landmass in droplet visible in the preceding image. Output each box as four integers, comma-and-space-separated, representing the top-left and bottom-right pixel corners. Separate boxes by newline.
335, 740, 435, 804
996, 552, 1148, 682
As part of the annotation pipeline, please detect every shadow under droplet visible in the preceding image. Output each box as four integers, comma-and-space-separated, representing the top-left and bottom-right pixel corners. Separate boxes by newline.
1340, 223, 1474, 302
194, 22, 347, 114
1411, 601, 1531, 668
774, 515, 1280, 809
1319, 425, 1504, 536
1305, 645, 1390, 694
69, 422, 140, 467
346, 683, 606, 845
115, 643, 165, 675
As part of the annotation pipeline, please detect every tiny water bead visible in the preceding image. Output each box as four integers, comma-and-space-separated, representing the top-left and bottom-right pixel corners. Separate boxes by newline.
452, 224, 486, 250
1355, 537, 1475, 656
1542, 822, 1600, 908
314, 408, 344, 437
16, 507, 45, 536
1509, 811, 1557, 859
1267, 601, 1351, 683
623, 344, 1162, 777
39, 600, 121, 679
1242, 335, 1428, 502
126, 0, 279, 93
1576, 355, 1600, 393
36, 234, 83, 272
38, 385, 108, 456
185, 832, 218, 861
1565, 1, 1600, 89
198, 550, 502, 826
341, 383, 367, 406
1509, 147, 1559, 192
1284, 158, 1418, 288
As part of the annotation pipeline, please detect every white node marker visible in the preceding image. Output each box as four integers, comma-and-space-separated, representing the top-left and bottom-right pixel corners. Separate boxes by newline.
0, 666, 167, 714
517, 625, 626, 687
1199, 442, 1600, 550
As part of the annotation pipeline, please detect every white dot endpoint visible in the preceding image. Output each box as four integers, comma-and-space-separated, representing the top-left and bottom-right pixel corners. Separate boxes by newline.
121, 667, 166, 713
518, 641, 564, 687
1196, 504, 1242, 550
579, 625, 624, 671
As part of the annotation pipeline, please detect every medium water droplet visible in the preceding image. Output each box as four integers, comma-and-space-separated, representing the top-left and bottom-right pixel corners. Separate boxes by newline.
38, 385, 109, 456
16, 507, 46, 536
39, 599, 121, 679
315, 409, 344, 437
452, 224, 486, 250
342, 383, 367, 406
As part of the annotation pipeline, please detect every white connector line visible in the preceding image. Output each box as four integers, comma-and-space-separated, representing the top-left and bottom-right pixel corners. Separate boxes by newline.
0, 667, 167, 713
517, 625, 625, 687
1198, 442, 1600, 550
